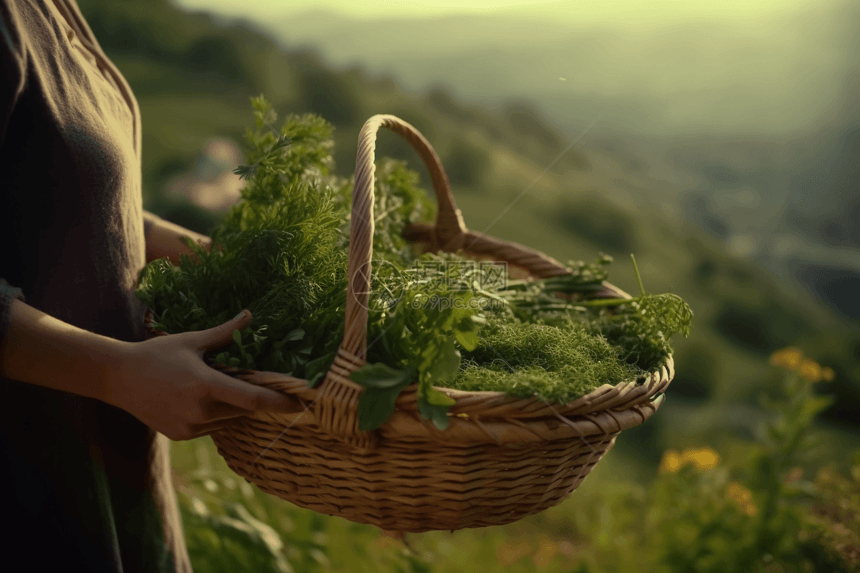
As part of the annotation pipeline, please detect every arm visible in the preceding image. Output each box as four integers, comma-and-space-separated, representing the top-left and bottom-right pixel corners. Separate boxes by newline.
0, 297, 292, 441
143, 210, 214, 266
0, 212, 218, 395
0, 296, 124, 400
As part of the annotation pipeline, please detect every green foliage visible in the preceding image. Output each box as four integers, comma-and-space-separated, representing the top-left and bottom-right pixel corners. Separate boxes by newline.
585, 293, 690, 370
182, 498, 294, 573
137, 96, 351, 380
355, 250, 692, 427
798, 460, 860, 571
351, 363, 416, 431
172, 351, 860, 573
743, 364, 835, 561
449, 313, 643, 403
496, 254, 693, 372
441, 135, 491, 188
560, 352, 859, 573
670, 340, 720, 400
137, 96, 692, 433
552, 195, 638, 254
230, 97, 335, 197
645, 465, 766, 572
177, 467, 333, 573
80, 0, 860, 435
295, 65, 363, 127
361, 252, 487, 431
355, 157, 436, 266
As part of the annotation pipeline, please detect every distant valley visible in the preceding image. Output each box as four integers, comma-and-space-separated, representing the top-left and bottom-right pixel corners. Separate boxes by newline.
248, 7, 860, 320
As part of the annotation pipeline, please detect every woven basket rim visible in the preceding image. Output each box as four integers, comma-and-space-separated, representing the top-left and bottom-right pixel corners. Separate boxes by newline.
144, 310, 672, 409
144, 309, 671, 445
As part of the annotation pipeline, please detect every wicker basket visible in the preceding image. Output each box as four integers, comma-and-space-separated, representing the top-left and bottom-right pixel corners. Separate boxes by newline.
144, 115, 673, 534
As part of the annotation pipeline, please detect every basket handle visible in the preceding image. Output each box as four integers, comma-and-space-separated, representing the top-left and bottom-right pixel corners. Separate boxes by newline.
313, 115, 467, 448
339, 114, 616, 359
345, 114, 468, 360
314, 114, 630, 448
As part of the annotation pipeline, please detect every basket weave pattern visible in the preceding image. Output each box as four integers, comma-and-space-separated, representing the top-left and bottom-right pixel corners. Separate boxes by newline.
144, 115, 673, 533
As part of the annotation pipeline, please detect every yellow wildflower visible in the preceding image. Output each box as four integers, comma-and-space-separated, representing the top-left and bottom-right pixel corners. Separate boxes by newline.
661, 447, 720, 473
727, 481, 757, 516
660, 450, 682, 473
821, 366, 835, 382
727, 482, 752, 504
682, 447, 720, 470
769, 347, 803, 369
799, 358, 822, 383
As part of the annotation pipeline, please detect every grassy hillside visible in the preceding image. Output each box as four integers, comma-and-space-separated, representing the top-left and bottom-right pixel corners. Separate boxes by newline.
256, 5, 860, 138
76, 0, 860, 471
255, 6, 860, 325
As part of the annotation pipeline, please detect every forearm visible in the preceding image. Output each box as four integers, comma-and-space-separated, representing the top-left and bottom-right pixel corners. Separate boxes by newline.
0, 297, 128, 401
143, 210, 212, 266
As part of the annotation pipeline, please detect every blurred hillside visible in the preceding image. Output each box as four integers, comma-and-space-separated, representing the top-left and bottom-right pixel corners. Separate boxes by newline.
257, 5, 856, 136
251, 4, 860, 323
76, 0, 860, 473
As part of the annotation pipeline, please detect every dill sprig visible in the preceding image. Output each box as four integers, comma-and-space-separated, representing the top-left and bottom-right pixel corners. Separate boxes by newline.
448, 314, 644, 404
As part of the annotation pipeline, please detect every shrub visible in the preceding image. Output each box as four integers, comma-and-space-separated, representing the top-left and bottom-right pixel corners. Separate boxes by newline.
552, 195, 637, 254
669, 341, 719, 401
183, 35, 248, 83
441, 135, 491, 188
295, 67, 362, 127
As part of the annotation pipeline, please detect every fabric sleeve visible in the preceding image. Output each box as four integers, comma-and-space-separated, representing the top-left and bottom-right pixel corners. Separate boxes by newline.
1, 3, 27, 348
0, 0, 27, 146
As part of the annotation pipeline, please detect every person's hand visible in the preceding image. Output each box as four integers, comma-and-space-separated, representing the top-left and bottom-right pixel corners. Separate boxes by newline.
105, 310, 293, 441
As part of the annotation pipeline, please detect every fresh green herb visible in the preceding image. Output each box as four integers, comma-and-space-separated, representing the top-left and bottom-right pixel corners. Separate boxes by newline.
136, 95, 693, 432
448, 313, 644, 403
361, 252, 486, 430
136, 96, 433, 385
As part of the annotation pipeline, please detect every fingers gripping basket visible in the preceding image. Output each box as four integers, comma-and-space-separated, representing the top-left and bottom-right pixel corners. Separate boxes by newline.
145, 115, 673, 534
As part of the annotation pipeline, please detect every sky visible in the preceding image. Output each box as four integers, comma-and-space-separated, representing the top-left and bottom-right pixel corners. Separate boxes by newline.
171, 0, 817, 23
169, 0, 859, 139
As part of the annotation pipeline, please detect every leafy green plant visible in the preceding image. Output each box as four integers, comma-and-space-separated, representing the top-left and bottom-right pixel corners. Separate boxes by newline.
798, 460, 860, 571
137, 95, 693, 432
496, 254, 693, 370
181, 496, 294, 573
177, 467, 333, 573
559, 349, 859, 573
353, 250, 693, 429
